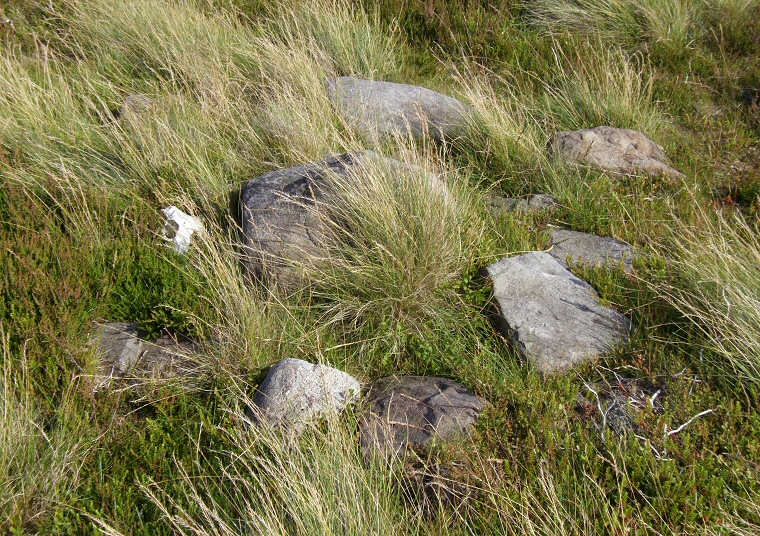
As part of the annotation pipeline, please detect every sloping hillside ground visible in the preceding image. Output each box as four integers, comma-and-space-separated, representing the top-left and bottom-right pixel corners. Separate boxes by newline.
2, 0, 760, 533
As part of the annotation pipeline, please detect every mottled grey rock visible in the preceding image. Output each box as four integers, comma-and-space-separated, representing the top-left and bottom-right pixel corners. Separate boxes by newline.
89, 322, 198, 384
119, 94, 154, 125
326, 77, 472, 142
482, 252, 630, 375
360, 376, 487, 459
240, 151, 448, 292
549, 229, 637, 272
577, 377, 664, 434
488, 194, 561, 215
247, 358, 360, 432
547, 126, 683, 178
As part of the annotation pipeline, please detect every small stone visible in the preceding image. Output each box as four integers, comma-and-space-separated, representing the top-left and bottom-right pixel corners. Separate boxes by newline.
326, 77, 472, 142
547, 126, 683, 178
488, 194, 561, 215
482, 252, 630, 374
89, 322, 198, 385
360, 376, 486, 459
247, 358, 360, 433
549, 228, 637, 272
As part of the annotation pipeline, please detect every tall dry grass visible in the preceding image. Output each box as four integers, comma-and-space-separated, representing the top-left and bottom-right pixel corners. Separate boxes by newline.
656, 207, 760, 393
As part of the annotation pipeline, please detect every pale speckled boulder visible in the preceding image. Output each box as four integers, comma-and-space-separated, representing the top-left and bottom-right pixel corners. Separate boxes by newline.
246, 358, 361, 432
547, 126, 683, 178
326, 77, 473, 142
482, 252, 630, 375
549, 229, 638, 272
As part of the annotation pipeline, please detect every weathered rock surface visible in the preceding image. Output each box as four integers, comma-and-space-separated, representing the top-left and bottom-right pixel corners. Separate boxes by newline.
89, 322, 198, 382
488, 194, 560, 215
547, 126, 683, 178
360, 376, 486, 459
549, 228, 637, 272
246, 358, 360, 432
240, 151, 447, 292
482, 252, 630, 375
326, 77, 472, 141
577, 377, 664, 434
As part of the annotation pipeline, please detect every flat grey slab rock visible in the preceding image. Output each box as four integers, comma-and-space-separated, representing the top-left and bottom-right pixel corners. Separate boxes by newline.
247, 358, 360, 433
549, 229, 637, 272
326, 77, 472, 141
360, 376, 486, 459
547, 126, 683, 178
89, 322, 198, 384
482, 252, 630, 375
240, 151, 447, 292
488, 194, 560, 215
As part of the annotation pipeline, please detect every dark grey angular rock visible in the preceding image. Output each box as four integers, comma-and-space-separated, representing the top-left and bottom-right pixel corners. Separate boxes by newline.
482, 252, 630, 375
240, 152, 369, 291
360, 376, 487, 459
89, 322, 198, 384
240, 151, 447, 292
246, 358, 360, 433
488, 194, 561, 215
547, 126, 684, 178
326, 77, 472, 142
549, 228, 638, 272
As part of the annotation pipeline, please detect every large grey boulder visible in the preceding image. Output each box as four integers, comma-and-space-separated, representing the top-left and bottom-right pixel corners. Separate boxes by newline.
89, 322, 198, 385
326, 77, 472, 142
549, 229, 638, 272
247, 358, 360, 432
240, 151, 448, 292
360, 376, 487, 459
482, 252, 630, 375
547, 126, 683, 178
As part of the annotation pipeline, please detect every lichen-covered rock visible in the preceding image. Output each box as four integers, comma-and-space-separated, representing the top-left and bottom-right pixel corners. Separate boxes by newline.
482, 252, 630, 374
326, 77, 472, 142
246, 358, 360, 433
360, 376, 486, 459
549, 228, 638, 272
547, 126, 683, 178
89, 322, 198, 385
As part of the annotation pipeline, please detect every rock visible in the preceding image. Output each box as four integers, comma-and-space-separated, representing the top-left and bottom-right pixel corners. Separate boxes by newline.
741, 87, 760, 107
577, 377, 664, 434
482, 252, 630, 375
548, 229, 637, 272
326, 77, 472, 142
404, 462, 477, 519
488, 194, 561, 215
360, 376, 487, 459
162, 206, 203, 254
547, 126, 683, 179
118, 93, 154, 125
247, 358, 360, 432
89, 322, 198, 384
240, 151, 448, 292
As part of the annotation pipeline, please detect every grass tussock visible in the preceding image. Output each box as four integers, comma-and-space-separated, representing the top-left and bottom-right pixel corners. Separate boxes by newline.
657, 207, 760, 393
